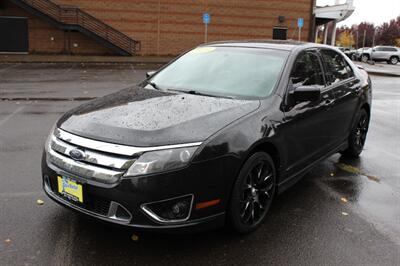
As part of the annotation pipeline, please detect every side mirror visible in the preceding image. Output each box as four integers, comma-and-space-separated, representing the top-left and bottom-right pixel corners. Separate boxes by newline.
146, 71, 156, 78
291, 85, 321, 103
372, 49, 376, 52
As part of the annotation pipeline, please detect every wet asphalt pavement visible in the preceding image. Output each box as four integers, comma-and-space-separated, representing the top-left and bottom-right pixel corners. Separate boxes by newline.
0, 63, 399, 265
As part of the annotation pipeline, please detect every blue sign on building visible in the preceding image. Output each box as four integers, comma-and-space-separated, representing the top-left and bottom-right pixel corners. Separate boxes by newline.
298, 18, 304, 28
203, 13, 211, 24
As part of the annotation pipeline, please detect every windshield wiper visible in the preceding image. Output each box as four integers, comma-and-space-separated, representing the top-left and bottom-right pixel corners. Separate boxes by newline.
145, 81, 162, 91
168, 89, 235, 99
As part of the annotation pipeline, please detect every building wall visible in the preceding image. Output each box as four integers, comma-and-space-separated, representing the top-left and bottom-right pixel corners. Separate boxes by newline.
1, 0, 314, 56
0, 1, 113, 54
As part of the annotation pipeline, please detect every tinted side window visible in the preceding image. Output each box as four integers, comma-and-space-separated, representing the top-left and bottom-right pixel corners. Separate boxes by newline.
320, 49, 349, 84
290, 52, 325, 87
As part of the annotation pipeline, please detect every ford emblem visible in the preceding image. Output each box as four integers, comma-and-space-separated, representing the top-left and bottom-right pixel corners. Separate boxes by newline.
69, 149, 85, 161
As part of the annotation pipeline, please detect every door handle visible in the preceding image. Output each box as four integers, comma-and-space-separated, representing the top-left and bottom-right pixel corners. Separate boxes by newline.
324, 99, 334, 105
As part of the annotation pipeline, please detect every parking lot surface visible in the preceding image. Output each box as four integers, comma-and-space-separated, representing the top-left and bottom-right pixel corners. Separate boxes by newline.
0, 64, 399, 265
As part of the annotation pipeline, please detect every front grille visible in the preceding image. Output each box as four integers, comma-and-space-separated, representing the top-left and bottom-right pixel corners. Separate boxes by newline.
91, 197, 112, 216
46, 128, 136, 184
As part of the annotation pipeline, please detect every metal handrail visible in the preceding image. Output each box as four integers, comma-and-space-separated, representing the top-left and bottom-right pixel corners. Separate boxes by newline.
20, 0, 139, 54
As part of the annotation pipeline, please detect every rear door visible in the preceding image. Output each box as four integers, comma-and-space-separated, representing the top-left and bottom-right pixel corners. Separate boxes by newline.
319, 49, 360, 146
384, 47, 399, 60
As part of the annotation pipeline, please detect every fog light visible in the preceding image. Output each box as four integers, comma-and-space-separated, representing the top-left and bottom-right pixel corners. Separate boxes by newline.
141, 194, 193, 223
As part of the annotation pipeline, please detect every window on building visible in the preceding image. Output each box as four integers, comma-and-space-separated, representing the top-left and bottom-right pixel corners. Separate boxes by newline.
272, 27, 287, 40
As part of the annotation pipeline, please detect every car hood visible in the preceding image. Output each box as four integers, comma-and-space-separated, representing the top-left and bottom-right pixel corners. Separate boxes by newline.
58, 86, 260, 147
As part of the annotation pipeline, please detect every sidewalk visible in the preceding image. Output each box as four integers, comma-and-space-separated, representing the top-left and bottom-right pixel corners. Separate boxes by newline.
0, 54, 173, 65
1, 54, 399, 77
356, 62, 400, 77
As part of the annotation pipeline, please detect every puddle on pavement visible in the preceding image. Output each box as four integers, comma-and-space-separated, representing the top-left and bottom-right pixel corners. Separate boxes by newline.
319, 156, 400, 244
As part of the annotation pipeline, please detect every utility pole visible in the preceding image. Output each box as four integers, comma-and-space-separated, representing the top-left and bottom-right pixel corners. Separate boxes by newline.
372, 28, 376, 47
362, 29, 366, 48
356, 30, 359, 49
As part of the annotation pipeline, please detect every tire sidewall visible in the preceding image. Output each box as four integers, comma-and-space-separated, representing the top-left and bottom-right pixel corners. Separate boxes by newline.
348, 109, 369, 156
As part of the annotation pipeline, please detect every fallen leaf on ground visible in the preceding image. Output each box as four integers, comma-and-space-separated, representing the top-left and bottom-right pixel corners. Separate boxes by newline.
341, 212, 349, 216
337, 163, 360, 175
131, 234, 139, 242
340, 197, 348, 203
366, 175, 380, 182
36, 199, 44, 205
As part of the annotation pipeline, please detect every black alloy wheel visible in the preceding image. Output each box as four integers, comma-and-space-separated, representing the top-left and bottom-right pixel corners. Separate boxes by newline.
229, 152, 276, 234
342, 108, 369, 158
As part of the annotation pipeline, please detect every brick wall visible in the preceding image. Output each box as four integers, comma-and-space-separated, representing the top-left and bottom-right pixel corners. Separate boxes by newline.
0, 1, 113, 55
1, 0, 314, 56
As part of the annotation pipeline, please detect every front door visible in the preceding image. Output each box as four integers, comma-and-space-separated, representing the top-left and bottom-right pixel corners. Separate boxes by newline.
281, 50, 336, 177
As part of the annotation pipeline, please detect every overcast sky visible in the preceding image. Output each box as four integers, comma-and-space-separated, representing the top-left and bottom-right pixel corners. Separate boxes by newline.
317, 0, 400, 26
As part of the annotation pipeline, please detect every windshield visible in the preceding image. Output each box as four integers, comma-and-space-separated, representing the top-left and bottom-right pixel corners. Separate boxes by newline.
150, 46, 288, 99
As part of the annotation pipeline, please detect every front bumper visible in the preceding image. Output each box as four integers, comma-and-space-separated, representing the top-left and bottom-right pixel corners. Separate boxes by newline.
41, 151, 235, 232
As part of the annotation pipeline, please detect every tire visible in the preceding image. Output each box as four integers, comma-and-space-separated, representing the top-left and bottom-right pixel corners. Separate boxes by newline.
389, 56, 399, 65
342, 109, 370, 158
361, 54, 369, 63
228, 152, 276, 234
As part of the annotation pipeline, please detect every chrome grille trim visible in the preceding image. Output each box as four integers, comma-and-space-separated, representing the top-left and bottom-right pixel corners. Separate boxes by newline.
50, 136, 134, 170
47, 148, 124, 184
55, 128, 202, 156
47, 128, 202, 184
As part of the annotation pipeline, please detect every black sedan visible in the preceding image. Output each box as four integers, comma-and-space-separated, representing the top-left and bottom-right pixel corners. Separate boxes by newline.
42, 41, 372, 234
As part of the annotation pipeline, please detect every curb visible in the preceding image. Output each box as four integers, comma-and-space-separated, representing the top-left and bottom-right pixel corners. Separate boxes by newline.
365, 70, 400, 77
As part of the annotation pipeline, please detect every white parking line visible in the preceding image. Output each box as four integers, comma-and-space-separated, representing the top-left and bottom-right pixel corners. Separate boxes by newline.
0, 106, 25, 127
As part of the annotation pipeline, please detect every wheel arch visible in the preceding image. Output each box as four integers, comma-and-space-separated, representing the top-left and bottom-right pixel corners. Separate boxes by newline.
245, 141, 282, 181
361, 102, 370, 116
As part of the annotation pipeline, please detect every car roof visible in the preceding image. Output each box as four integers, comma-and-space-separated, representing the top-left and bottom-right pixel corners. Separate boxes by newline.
201, 40, 333, 51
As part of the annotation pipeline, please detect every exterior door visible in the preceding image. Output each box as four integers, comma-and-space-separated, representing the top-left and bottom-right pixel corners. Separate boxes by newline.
0, 16, 28, 53
371, 47, 386, 60
282, 50, 336, 176
319, 49, 360, 146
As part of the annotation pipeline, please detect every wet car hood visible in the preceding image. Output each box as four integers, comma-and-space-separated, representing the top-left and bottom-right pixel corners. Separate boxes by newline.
58, 86, 260, 147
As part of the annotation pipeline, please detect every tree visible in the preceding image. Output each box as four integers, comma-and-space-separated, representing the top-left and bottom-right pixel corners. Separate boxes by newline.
354, 22, 376, 48
336, 30, 355, 47
376, 18, 400, 46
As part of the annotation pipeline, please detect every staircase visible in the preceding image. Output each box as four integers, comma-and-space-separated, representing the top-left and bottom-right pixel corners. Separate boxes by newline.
9, 0, 140, 55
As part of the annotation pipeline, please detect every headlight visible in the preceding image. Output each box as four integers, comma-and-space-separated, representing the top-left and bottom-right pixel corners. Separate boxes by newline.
124, 146, 198, 177
44, 123, 57, 152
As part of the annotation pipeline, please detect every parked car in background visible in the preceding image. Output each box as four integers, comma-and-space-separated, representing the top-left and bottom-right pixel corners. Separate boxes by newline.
353, 47, 371, 62
344, 49, 357, 59
336, 47, 356, 59
360, 46, 400, 64
42, 41, 372, 234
